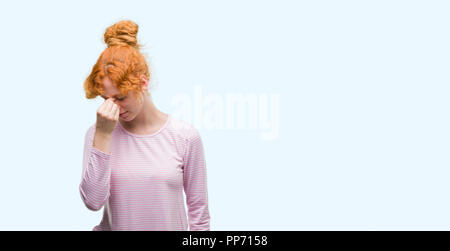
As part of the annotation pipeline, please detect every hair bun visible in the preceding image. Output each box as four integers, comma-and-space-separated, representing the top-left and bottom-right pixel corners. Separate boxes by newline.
104, 20, 140, 49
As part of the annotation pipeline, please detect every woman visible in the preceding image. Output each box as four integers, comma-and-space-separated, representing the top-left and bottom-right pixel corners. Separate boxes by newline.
80, 20, 210, 231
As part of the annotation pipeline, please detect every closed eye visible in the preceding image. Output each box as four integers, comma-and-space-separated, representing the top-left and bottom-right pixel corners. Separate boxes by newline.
101, 96, 126, 101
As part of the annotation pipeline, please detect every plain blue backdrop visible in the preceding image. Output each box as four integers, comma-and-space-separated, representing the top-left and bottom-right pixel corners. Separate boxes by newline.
0, 0, 449, 230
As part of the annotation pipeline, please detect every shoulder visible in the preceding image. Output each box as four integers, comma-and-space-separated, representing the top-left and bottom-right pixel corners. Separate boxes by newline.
167, 116, 205, 163
167, 115, 201, 143
84, 123, 97, 140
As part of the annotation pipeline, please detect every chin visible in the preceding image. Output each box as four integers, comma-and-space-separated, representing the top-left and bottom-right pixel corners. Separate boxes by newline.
120, 113, 133, 121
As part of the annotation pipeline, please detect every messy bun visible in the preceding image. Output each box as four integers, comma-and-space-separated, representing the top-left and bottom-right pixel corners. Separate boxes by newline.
84, 19, 151, 104
104, 20, 140, 50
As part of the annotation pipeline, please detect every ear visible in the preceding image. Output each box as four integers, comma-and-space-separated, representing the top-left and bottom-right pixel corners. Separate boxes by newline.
141, 75, 149, 91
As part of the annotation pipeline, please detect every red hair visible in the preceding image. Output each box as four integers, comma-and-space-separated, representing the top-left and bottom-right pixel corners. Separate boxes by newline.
84, 20, 150, 104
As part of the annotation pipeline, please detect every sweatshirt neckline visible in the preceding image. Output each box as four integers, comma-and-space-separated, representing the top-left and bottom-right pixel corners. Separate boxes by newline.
118, 114, 171, 138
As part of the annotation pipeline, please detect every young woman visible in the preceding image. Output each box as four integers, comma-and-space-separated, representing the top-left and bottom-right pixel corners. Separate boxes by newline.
80, 20, 210, 231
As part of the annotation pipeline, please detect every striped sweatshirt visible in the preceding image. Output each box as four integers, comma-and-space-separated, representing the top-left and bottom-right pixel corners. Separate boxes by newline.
79, 114, 210, 231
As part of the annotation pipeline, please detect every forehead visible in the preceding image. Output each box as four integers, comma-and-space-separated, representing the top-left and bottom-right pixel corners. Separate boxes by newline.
101, 77, 122, 98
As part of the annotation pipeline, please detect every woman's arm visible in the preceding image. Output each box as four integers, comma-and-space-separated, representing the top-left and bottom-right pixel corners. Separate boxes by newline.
79, 126, 112, 211
183, 128, 211, 231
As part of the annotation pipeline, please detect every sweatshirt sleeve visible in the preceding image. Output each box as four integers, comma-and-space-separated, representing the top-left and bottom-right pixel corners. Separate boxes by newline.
79, 126, 112, 211
183, 129, 211, 231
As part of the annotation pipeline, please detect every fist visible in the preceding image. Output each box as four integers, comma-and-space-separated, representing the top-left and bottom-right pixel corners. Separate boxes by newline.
95, 97, 120, 135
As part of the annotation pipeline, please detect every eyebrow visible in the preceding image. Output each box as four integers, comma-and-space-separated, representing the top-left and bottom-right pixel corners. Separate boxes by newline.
101, 94, 123, 99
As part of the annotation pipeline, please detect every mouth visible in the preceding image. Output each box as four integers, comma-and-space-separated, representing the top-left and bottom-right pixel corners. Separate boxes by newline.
120, 112, 128, 117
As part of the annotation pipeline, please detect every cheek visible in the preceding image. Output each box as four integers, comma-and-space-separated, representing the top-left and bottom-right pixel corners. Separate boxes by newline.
122, 101, 133, 110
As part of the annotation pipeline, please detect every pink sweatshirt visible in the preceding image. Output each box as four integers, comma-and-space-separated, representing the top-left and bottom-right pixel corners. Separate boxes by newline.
79, 114, 210, 231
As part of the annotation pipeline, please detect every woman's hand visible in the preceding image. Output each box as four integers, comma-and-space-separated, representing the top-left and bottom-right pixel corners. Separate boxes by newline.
95, 97, 120, 136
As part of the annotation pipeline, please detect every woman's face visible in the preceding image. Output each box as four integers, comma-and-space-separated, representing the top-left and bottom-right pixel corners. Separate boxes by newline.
100, 76, 147, 122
